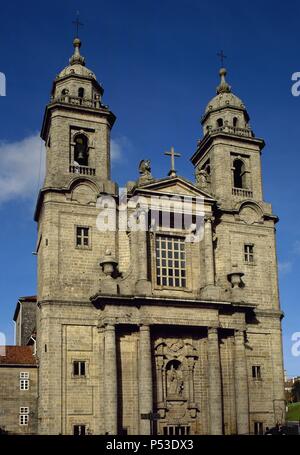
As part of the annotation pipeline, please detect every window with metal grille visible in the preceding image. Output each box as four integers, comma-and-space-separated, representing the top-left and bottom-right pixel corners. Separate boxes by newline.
73, 361, 86, 377
244, 244, 254, 263
252, 365, 261, 379
155, 236, 186, 288
76, 226, 89, 248
73, 425, 86, 436
254, 421, 264, 435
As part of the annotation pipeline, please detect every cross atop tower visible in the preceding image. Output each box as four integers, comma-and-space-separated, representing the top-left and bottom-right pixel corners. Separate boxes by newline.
72, 11, 84, 38
164, 146, 181, 178
217, 50, 227, 67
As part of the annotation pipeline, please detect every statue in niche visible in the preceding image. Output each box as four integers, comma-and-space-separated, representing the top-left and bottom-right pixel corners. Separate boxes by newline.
195, 167, 208, 189
166, 360, 184, 398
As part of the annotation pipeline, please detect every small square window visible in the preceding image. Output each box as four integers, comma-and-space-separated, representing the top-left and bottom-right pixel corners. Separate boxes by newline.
73, 425, 86, 436
73, 361, 86, 377
20, 379, 29, 390
244, 244, 254, 263
20, 407, 29, 414
76, 226, 90, 248
20, 372, 29, 379
252, 365, 261, 379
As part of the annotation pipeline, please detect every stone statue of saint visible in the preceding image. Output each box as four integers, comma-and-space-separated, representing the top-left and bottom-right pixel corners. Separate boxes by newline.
195, 167, 208, 189
167, 362, 184, 397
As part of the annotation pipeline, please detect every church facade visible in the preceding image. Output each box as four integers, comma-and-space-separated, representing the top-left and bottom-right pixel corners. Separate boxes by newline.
29, 38, 285, 435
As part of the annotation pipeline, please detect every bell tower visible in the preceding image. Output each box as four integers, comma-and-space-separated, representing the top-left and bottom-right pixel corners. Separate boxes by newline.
40, 38, 116, 192
191, 68, 265, 206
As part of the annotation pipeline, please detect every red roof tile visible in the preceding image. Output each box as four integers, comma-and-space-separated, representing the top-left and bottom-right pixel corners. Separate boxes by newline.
0, 346, 37, 365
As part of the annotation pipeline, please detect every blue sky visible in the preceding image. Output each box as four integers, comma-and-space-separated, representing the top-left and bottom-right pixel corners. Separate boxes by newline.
0, 0, 299, 375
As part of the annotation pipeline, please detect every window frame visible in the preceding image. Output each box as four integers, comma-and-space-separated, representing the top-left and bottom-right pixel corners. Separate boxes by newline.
154, 233, 187, 290
20, 379, 30, 390
20, 372, 29, 379
252, 365, 262, 380
72, 360, 87, 378
75, 225, 91, 250
19, 407, 29, 426
244, 243, 255, 265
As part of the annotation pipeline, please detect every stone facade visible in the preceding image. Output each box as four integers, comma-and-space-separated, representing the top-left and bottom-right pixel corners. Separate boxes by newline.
6, 40, 286, 435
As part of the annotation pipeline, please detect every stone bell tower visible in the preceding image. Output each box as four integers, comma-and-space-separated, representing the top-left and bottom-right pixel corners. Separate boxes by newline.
35, 38, 118, 434
40, 37, 116, 191
191, 68, 264, 206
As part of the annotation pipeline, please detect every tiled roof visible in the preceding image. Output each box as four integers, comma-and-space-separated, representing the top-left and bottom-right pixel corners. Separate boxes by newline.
0, 346, 37, 366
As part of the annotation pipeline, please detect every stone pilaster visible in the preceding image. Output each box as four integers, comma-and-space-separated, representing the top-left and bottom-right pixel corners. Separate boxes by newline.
207, 327, 223, 434
234, 330, 250, 435
104, 322, 118, 434
139, 324, 153, 434
204, 218, 215, 286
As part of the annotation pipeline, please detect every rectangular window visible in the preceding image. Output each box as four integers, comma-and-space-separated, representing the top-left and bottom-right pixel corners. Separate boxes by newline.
20, 379, 29, 390
155, 236, 186, 288
19, 414, 29, 426
252, 365, 261, 379
254, 421, 264, 435
76, 226, 90, 248
73, 425, 86, 436
244, 244, 254, 263
19, 407, 29, 426
73, 361, 86, 377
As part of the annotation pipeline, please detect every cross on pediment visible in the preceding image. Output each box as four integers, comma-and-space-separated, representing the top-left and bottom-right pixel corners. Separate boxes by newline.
164, 146, 181, 178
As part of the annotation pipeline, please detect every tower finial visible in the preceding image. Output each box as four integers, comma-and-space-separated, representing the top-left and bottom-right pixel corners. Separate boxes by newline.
69, 37, 85, 66
216, 67, 231, 94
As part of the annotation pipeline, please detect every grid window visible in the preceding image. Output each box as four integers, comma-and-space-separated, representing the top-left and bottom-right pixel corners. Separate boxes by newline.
20, 379, 29, 390
73, 425, 86, 436
76, 227, 90, 248
20, 407, 29, 414
19, 407, 29, 426
244, 244, 254, 263
19, 414, 29, 425
156, 236, 186, 288
73, 361, 86, 377
254, 421, 264, 435
20, 372, 29, 379
252, 365, 261, 379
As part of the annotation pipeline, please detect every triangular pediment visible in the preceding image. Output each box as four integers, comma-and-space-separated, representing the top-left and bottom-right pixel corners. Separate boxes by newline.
131, 176, 215, 202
